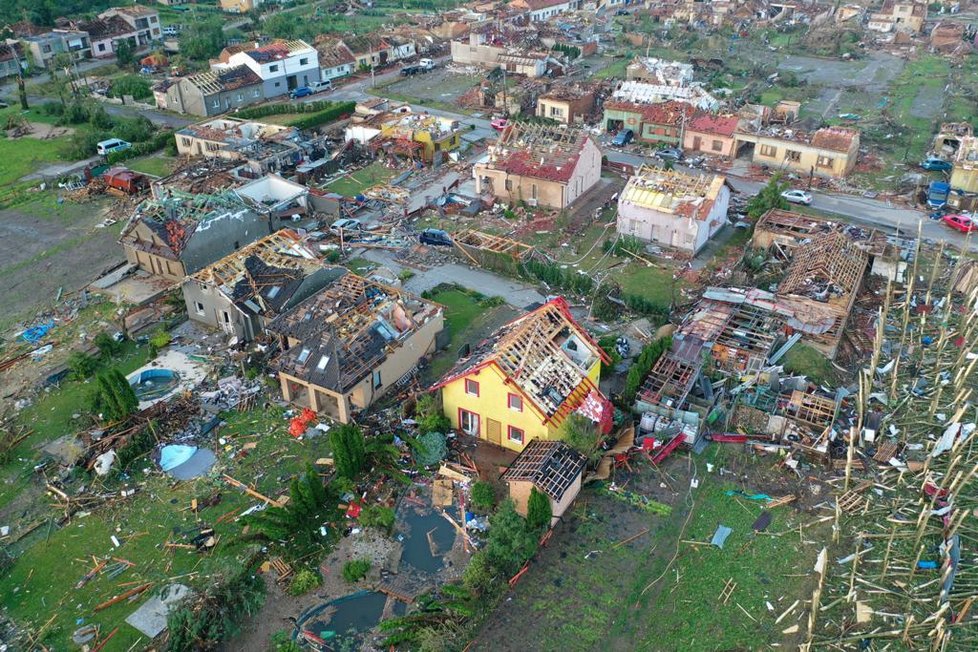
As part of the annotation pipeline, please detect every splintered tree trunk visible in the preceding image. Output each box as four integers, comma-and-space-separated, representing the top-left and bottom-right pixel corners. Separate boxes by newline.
17, 75, 28, 111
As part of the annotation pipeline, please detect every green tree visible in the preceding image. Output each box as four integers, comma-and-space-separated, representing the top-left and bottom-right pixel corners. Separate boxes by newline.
329, 424, 366, 479
746, 174, 790, 218
109, 75, 151, 100
91, 368, 139, 422
526, 487, 552, 532
166, 566, 266, 651
115, 39, 135, 68
415, 393, 450, 434
94, 332, 122, 359
560, 414, 601, 463
248, 466, 331, 551
68, 351, 100, 380
342, 559, 371, 583
469, 481, 495, 513
622, 336, 673, 405
485, 500, 537, 576
180, 18, 225, 61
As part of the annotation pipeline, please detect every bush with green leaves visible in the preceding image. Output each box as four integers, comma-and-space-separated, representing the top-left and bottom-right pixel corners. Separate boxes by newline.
149, 328, 172, 350
108, 75, 151, 100
329, 424, 366, 479
68, 350, 100, 380
94, 332, 122, 359
270, 630, 302, 652
342, 559, 371, 583
413, 431, 447, 467
561, 414, 602, 463
91, 368, 139, 422
165, 566, 266, 651
526, 487, 552, 532
469, 481, 495, 513
746, 174, 790, 218
115, 423, 157, 469
287, 568, 321, 596
359, 504, 395, 533
247, 466, 333, 554
415, 394, 450, 435
622, 336, 673, 406
485, 500, 538, 576
461, 550, 498, 596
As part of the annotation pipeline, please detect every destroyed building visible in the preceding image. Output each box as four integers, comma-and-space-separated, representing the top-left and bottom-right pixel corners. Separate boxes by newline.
616, 165, 730, 254
625, 57, 694, 86
867, 0, 927, 34
502, 439, 586, 524
433, 298, 612, 453
734, 125, 860, 179
268, 273, 444, 423
474, 122, 601, 209
535, 85, 596, 124
175, 118, 298, 162
603, 100, 694, 148
450, 33, 548, 77
163, 65, 264, 117
376, 111, 464, 165
119, 182, 295, 281
611, 79, 719, 112
183, 230, 342, 341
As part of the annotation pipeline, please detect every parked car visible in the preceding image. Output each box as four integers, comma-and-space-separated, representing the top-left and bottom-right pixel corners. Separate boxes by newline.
491, 117, 509, 131
943, 213, 978, 233
419, 228, 453, 246
781, 189, 813, 205
655, 147, 683, 161
329, 218, 363, 235
305, 231, 328, 242
310, 80, 333, 93
96, 138, 132, 156
162, 26, 180, 36
418, 58, 436, 71
611, 128, 633, 146
401, 65, 421, 76
921, 157, 953, 172
290, 87, 313, 99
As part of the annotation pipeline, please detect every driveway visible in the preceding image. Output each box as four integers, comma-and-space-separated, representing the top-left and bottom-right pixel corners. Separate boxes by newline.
359, 249, 546, 310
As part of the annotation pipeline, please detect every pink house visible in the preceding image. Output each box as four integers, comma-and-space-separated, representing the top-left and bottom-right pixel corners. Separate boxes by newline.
683, 113, 740, 159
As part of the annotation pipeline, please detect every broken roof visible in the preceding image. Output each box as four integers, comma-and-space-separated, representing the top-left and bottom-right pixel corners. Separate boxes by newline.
242, 39, 314, 63
611, 81, 718, 111
779, 231, 867, 300
183, 65, 262, 95
501, 439, 586, 502
268, 273, 442, 393
482, 122, 595, 183
687, 113, 740, 137
432, 298, 611, 428
810, 127, 858, 152
626, 57, 694, 86
619, 165, 726, 220
603, 99, 694, 126
78, 16, 134, 40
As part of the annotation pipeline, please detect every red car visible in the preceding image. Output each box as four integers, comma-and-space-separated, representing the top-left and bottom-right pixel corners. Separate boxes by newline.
490, 117, 509, 131
942, 214, 978, 233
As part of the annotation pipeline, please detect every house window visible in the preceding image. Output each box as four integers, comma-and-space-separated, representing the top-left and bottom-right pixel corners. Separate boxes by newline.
300, 57, 308, 65
194, 301, 205, 315
459, 409, 479, 436
269, 64, 279, 72
504, 179, 513, 191
550, 106, 563, 117
508, 393, 523, 412
785, 149, 802, 162
373, 370, 382, 389
465, 378, 480, 396
180, 137, 191, 146
711, 139, 724, 152
211, 99, 220, 109
97, 44, 106, 52
42, 45, 52, 54
816, 155, 835, 168
759, 144, 777, 158
274, 81, 281, 87
507, 426, 525, 444
252, 88, 261, 97
235, 93, 243, 101
221, 311, 231, 324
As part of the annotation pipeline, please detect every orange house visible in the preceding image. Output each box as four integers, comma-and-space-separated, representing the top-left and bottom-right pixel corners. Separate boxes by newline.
432, 298, 613, 452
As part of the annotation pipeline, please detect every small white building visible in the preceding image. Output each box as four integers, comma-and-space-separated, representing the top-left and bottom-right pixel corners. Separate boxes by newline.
617, 166, 730, 254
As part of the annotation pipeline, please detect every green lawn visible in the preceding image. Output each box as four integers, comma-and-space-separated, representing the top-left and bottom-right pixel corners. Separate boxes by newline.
424, 287, 493, 380
126, 155, 179, 178
781, 342, 841, 387
593, 57, 629, 80
0, 135, 67, 187
324, 162, 396, 197
0, 405, 334, 650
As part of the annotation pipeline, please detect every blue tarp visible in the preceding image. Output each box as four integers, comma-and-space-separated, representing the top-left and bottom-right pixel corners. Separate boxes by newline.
21, 320, 55, 344
724, 490, 773, 502
711, 525, 733, 549
160, 445, 197, 472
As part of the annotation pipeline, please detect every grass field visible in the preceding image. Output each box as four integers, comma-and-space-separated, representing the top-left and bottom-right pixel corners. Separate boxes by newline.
324, 162, 397, 197
0, 136, 67, 187
424, 287, 490, 380
126, 155, 179, 178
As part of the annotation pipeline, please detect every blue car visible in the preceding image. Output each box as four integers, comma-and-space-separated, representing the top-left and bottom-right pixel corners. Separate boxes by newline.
612, 128, 633, 146
290, 87, 313, 99
921, 157, 953, 172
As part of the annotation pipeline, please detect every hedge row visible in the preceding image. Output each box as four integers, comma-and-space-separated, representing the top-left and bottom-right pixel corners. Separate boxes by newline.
234, 99, 352, 120
106, 130, 175, 166
287, 102, 356, 129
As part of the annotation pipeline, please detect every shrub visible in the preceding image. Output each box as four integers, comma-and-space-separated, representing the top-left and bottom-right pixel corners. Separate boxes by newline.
329, 424, 366, 479
470, 481, 495, 513
287, 569, 321, 596
359, 505, 395, 533
461, 551, 497, 595
166, 567, 266, 651
623, 336, 673, 406
415, 394, 450, 435
561, 414, 601, 463
106, 129, 175, 165
68, 350, 100, 380
94, 332, 122, 359
342, 559, 371, 583
109, 75, 152, 100
149, 328, 172, 350
485, 500, 538, 576
413, 431, 447, 467
271, 630, 302, 652
526, 487, 552, 531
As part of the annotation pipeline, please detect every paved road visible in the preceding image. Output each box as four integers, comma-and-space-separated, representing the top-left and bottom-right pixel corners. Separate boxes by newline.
360, 249, 546, 310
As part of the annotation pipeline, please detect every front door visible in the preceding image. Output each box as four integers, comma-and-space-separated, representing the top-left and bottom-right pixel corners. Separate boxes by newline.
459, 409, 480, 436
487, 418, 501, 445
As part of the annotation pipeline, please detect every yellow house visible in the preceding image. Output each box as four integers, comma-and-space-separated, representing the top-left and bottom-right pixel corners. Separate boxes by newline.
378, 112, 463, 164
951, 136, 978, 194
433, 298, 613, 452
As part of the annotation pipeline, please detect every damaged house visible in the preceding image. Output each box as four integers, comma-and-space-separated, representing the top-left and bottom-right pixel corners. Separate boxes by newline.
502, 440, 586, 524
474, 123, 601, 209
175, 118, 297, 162
616, 166, 730, 254
182, 230, 342, 341
433, 298, 612, 453
268, 274, 444, 423
683, 287, 783, 375
163, 65, 264, 117
734, 125, 860, 179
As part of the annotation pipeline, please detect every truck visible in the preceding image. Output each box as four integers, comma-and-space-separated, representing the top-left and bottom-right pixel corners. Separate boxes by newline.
418, 58, 436, 71
103, 167, 149, 195
927, 180, 951, 209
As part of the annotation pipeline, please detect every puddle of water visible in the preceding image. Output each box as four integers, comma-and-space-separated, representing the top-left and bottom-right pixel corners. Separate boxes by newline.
305, 591, 386, 642
399, 508, 456, 574
167, 449, 216, 480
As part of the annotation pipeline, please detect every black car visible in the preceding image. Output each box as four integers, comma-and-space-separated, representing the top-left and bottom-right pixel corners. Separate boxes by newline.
401, 65, 421, 76
419, 228, 453, 246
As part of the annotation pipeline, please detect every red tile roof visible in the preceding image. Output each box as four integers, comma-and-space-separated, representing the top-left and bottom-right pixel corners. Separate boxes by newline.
811, 127, 858, 152
687, 113, 739, 138
604, 100, 693, 126
490, 124, 594, 183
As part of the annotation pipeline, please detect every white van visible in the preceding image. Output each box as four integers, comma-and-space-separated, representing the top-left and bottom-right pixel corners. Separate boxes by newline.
310, 79, 333, 93
97, 138, 132, 156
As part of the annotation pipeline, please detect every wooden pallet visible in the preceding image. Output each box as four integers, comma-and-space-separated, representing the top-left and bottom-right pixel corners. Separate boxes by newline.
837, 490, 867, 513
873, 440, 899, 463
269, 557, 293, 584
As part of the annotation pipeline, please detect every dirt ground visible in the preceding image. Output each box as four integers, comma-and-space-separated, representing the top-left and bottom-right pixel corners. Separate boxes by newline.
0, 196, 124, 327
378, 68, 483, 107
